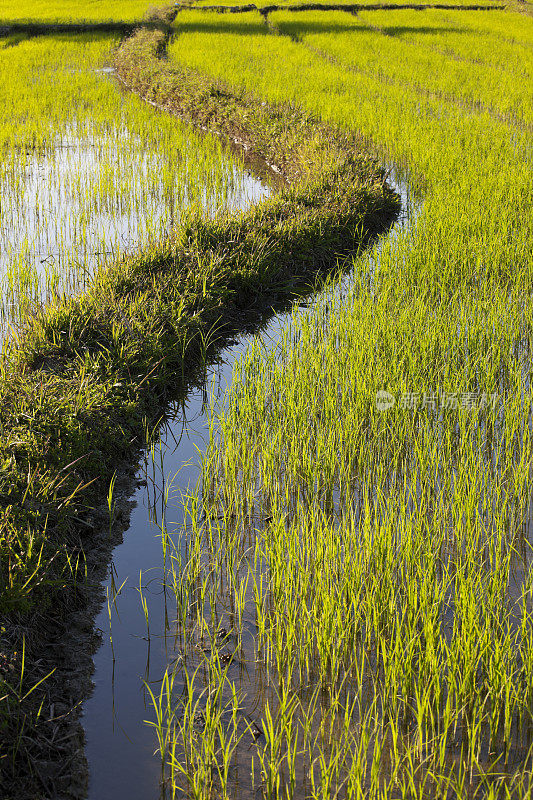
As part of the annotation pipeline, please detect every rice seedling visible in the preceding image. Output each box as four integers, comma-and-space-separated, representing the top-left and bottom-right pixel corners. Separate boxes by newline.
0, 0, 153, 23
0, 30, 265, 339
0, 6, 397, 792
129, 5, 533, 798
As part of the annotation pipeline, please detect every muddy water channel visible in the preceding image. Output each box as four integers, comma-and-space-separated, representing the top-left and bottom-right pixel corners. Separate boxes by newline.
81, 174, 414, 799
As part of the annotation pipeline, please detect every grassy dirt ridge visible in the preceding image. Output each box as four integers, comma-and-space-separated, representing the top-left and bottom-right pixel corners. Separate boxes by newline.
188, 2, 506, 12
0, 6, 172, 35
0, 20, 142, 35
0, 11, 398, 795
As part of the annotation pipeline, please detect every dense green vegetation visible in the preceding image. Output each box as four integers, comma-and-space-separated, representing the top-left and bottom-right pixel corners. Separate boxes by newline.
140, 4, 533, 797
0, 5, 396, 789
0, 0, 151, 22
0, 31, 253, 334
1, 0, 533, 795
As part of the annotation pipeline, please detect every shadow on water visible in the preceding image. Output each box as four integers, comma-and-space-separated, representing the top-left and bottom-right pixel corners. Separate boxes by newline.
81, 172, 415, 800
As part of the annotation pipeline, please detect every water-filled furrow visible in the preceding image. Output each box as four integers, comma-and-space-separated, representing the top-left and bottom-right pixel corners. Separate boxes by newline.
81, 171, 416, 800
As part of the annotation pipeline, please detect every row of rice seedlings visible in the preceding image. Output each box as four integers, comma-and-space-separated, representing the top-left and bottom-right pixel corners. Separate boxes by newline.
191, 0, 506, 7
358, 8, 533, 77
154, 306, 533, 794
446, 7, 533, 44
0, 0, 152, 23
150, 398, 533, 796
0, 31, 266, 338
147, 7, 533, 796
270, 9, 533, 125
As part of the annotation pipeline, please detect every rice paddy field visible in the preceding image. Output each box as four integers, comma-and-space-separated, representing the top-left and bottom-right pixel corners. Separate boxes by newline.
0, 0, 152, 22
157, 4, 533, 798
0, 30, 265, 337
1, 0, 533, 798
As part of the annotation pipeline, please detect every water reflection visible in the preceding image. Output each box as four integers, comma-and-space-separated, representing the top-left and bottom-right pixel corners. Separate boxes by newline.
82, 176, 410, 800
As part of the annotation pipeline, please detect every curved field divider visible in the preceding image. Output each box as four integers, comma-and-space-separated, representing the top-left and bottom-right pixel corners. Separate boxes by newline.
0, 13, 398, 790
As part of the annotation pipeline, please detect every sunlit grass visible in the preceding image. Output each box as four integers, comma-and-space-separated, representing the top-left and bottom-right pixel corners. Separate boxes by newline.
148, 6, 533, 797
360, 7, 533, 77
269, 8, 533, 124
0, 31, 264, 335
0, 0, 152, 22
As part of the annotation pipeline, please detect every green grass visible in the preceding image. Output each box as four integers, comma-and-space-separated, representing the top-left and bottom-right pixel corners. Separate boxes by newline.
0, 31, 255, 335
0, 13, 397, 788
139, 5, 533, 797
0, 0, 153, 22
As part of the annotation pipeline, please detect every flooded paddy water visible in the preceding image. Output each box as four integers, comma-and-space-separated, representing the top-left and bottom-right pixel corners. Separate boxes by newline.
0, 130, 266, 329
0, 32, 268, 338
0, 129, 266, 336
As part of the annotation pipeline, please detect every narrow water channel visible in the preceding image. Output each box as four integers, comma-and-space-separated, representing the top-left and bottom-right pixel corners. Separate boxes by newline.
81, 171, 417, 799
